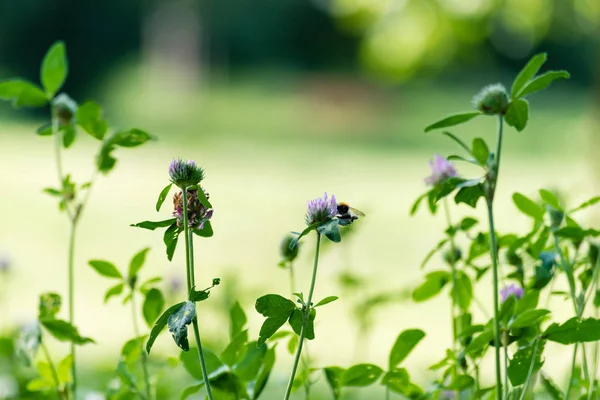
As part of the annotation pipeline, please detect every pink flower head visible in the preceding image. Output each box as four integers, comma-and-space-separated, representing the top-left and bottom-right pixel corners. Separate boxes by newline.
500, 284, 524, 302
305, 192, 337, 226
425, 154, 458, 186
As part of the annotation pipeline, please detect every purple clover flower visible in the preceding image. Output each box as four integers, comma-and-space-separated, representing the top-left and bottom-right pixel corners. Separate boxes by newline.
305, 192, 338, 226
500, 283, 524, 302
425, 154, 458, 186
169, 158, 205, 188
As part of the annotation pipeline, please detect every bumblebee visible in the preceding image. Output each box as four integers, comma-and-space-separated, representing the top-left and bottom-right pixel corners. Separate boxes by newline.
337, 202, 365, 225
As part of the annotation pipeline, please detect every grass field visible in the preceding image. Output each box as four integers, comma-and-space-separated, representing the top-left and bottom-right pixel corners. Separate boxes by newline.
1, 75, 599, 397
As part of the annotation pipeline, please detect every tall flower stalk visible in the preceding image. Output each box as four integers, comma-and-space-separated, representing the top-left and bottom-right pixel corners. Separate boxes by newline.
181, 187, 214, 400
284, 232, 322, 399
423, 53, 569, 398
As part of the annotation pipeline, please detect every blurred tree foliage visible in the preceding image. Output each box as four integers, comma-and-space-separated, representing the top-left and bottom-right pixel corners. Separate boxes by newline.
327, 0, 599, 83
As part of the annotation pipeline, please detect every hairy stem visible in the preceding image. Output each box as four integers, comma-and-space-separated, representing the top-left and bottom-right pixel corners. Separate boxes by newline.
443, 198, 459, 347
284, 232, 321, 400
131, 290, 151, 399
182, 188, 213, 400
67, 222, 77, 397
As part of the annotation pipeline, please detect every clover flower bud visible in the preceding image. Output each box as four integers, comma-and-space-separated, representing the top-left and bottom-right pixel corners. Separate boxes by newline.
52, 93, 78, 125
280, 235, 300, 263
472, 83, 509, 115
305, 192, 337, 226
443, 247, 462, 265
168, 158, 205, 189
545, 205, 564, 231
500, 284, 524, 302
425, 154, 458, 186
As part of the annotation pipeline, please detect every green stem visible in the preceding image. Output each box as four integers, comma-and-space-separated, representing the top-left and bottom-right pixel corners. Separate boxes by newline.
284, 232, 321, 400
553, 236, 578, 315
486, 199, 503, 400
518, 341, 538, 400
475, 363, 481, 398
289, 261, 296, 296
67, 220, 77, 397
131, 290, 151, 400
566, 343, 578, 399
504, 342, 509, 399
443, 198, 459, 348
486, 115, 504, 400
182, 188, 213, 400
386, 386, 390, 400
41, 342, 67, 400
52, 106, 78, 398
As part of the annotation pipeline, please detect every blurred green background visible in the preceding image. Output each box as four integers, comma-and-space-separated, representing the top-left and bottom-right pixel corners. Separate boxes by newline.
1, 0, 600, 398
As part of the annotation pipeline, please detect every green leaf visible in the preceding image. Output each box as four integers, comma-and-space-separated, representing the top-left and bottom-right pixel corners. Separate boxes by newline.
424, 112, 481, 132
509, 309, 550, 329
454, 184, 484, 208
539, 189, 562, 211
504, 99, 529, 132
41, 41, 68, 97
116, 360, 137, 389
180, 384, 203, 400
229, 301, 247, 340
251, 345, 276, 400
341, 364, 383, 387
465, 329, 493, 354
508, 340, 545, 386
168, 301, 196, 351
26, 377, 53, 391
121, 336, 145, 365
164, 223, 181, 261
511, 53, 547, 98
112, 128, 154, 148
288, 309, 316, 340
61, 125, 76, 148
569, 196, 600, 213
189, 287, 210, 302
382, 368, 423, 398
192, 220, 214, 238
39, 292, 62, 319
221, 330, 249, 367
233, 341, 267, 381
544, 317, 600, 344
180, 347, 225, 381
471, 138, 489, 165
317, 219, 341, 243
156, 183, 172, 212
130, 218, 177, 230
257, 315, 289, 347
143, 288, 165, 327
388, 329, 425, 369
514, 290, 540, 315
513, 193, 544, 221
0, 79, 48, 107
36, 123, 53, 136
315, 296, 339, 307
442, 131, 474, 156
540, 372, 564, 400
129, 247, 150, 279
255, 294, 296, 317
57, 354, 73, 384
410, 192, 428, 216
76, 101, 108, 140
146, 301, 185, 354
96, 142, 117, 173
104, 283, 124, 303
324, 367, 345, 400
88, 260, 122, 279
454, 271, 473, 311
412, 271, 450, 302
518, 70, 570, 98
40, 319, 94, 345
289, 222, 321, 250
